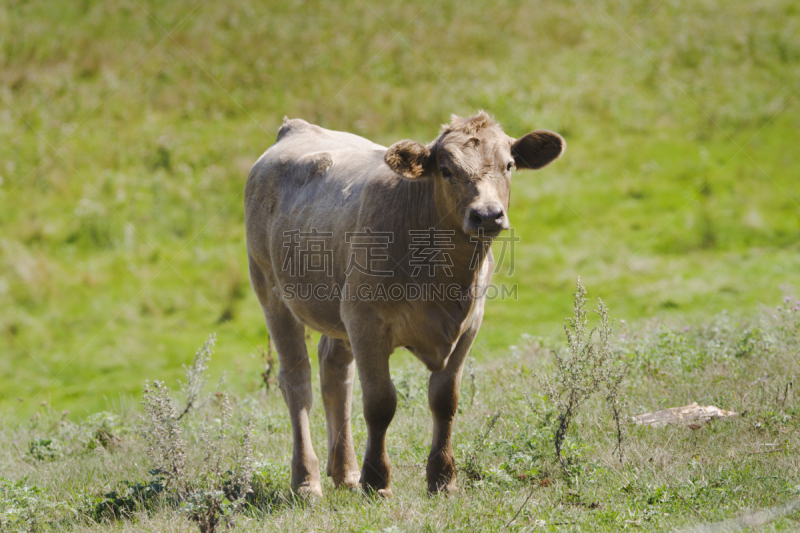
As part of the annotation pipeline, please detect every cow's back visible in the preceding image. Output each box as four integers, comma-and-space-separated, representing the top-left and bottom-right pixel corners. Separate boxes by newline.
245, 118, 388, 250
244, 119, 397, 336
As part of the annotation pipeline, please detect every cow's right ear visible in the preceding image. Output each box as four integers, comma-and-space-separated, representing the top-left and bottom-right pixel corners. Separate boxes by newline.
385, 140, 432, 180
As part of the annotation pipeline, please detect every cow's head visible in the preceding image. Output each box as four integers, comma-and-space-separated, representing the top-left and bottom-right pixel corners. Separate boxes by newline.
385, 112, 565, 238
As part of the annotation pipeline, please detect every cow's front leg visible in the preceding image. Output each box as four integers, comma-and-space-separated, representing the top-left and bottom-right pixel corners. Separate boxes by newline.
318, 335, 360, 489
350, 331, 396, 497
426, 317, 480, 493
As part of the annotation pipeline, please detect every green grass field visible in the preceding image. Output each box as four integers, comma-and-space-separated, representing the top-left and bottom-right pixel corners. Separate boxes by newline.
2, 288, 799, 531
1, 0, 800, 529
2, 0, 799, 417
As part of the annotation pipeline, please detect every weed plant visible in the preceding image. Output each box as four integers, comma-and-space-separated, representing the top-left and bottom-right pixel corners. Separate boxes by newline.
538, 279, 629, 479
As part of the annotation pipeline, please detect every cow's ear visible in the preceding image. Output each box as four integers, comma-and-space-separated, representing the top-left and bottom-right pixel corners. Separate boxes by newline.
385, 140, 432, 179
511, 130, 565, 170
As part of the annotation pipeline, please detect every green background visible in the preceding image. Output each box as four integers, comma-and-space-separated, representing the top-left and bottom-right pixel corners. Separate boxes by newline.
1, 0, 799, 418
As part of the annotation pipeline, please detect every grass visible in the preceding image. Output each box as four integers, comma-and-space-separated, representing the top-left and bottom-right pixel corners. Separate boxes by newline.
1, 289, 798, 531
1, 0, 799, 416
1, 1, 800, 529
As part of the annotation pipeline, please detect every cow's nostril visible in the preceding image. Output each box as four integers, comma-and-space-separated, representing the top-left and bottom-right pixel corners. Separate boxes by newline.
469, 212, 483, 226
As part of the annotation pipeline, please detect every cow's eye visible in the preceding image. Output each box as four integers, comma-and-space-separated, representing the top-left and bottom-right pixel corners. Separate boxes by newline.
506, 161, 515, 172
440, 166, 452, 179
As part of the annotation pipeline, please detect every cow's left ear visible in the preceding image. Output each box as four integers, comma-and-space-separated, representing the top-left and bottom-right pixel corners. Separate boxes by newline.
385, 140, 432, 180
511, 130, 566, 170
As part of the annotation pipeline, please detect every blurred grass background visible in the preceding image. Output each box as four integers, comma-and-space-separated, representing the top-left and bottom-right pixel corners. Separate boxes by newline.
1, 0, 798, 418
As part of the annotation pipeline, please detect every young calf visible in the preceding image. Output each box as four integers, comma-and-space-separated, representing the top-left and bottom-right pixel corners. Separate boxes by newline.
244, 112, 564, 497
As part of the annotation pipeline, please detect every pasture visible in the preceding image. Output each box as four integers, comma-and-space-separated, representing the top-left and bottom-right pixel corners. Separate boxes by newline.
1, 0, 799, 530
2, 295, 799, 531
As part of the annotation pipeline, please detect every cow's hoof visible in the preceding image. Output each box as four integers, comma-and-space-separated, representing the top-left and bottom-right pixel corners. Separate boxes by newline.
428, 481, 459, 496
361, 484, 393, 498
337, 471, 360, 490
296, 482, 323, 502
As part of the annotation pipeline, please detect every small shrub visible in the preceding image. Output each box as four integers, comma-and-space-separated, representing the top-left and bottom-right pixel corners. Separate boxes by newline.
247, 460, 292, 514
182, 489, 229, 533
89, 474, 167, 521
178, 334, 216, 420
138, 336, 257, 533
83, 411, 125, 451
0, 478, 66, 531
767, 295, 800, 349
180, 408, 255, 532
538, 279, 629, 478
733, 326, 769, 358
27, 437, 62, 462
141, 380, 188, 489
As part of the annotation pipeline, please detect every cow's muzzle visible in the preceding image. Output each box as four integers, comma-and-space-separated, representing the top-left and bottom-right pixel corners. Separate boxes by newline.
464, 203, 509, 236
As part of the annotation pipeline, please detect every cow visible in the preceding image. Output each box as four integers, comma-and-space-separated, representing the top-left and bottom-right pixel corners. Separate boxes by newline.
244, 112, 564, 498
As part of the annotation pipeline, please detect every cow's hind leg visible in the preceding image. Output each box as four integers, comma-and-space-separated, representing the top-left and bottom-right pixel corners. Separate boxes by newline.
250, 257, 322, 499
426, 316, 481, 494
318, 335, 360, 489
